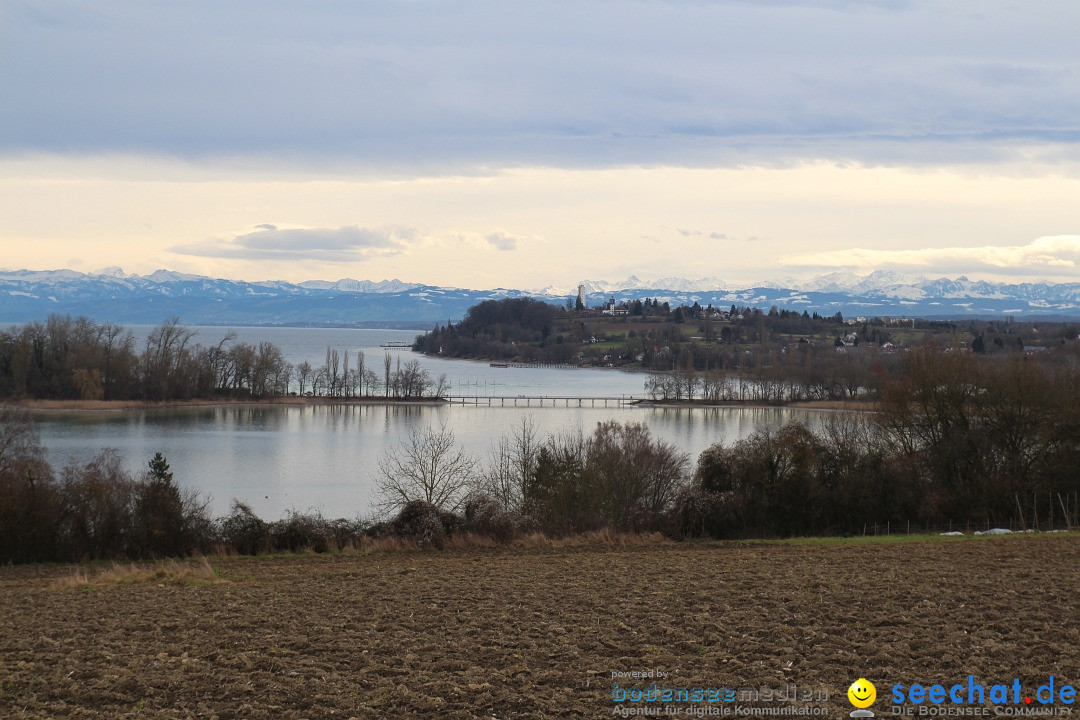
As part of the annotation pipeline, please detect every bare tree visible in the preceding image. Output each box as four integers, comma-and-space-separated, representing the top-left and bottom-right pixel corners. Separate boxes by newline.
0, 407, 45, 471
397, 359, 429, 398
324, 347, 341, 397
252, 341, 286, 397
383, 352, 392, 399
229, 342, 255, 394
363, 368, 380, 397
142, 318, 197, 400
207, 331, 237, 393
294, 360, 313, 396
278, 361, 294, 396
100, 322, 137, 399
355, 350, 366, 397
341, 349, 350, 398
479, 416, 539, 512
376, 425, 477, 512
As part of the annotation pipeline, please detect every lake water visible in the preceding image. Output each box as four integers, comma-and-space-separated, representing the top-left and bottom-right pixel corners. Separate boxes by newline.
29, 325, 844, 520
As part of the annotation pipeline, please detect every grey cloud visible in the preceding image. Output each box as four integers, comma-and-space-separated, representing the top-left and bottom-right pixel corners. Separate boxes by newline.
486, 232, 518, 251
678, 228, 730, 241
170, 225, 417, 262
1, 0, 1079, 169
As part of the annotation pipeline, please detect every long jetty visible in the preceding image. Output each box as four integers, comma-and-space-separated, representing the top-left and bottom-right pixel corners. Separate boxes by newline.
487, 362, 576, 369
444, 395, 639, 407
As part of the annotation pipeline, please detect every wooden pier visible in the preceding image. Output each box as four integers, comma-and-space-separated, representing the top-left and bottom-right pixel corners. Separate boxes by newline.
444, 395, 638, 407
506, 362, 575, 369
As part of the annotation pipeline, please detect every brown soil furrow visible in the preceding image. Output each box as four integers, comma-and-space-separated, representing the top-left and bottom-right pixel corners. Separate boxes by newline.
0, 536, 1076, 719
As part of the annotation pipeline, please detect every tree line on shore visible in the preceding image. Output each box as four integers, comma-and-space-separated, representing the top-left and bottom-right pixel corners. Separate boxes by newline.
416, 298, 1080, 395
643, 323, 1080, 403
0, 315, 446, 401
1, 346, 1077, 563
643, 345, 880, 403
389, 346, 1079, 543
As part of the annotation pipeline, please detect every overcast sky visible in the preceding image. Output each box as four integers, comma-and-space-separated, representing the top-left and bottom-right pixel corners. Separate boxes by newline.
2, 0, 1079, 288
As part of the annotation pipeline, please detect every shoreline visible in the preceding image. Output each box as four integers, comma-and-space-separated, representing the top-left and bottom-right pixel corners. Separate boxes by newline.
7, 396, 877, 413
6, 397, 449, 413
634, 398, 878, 412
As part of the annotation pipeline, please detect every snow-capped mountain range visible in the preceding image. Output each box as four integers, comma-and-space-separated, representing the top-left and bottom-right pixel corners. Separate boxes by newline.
2, 267, 1079, 326
536, 276, 730, 296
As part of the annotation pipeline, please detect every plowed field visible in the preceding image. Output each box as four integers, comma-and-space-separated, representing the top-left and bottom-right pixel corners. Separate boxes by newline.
1, 535, 1077, 719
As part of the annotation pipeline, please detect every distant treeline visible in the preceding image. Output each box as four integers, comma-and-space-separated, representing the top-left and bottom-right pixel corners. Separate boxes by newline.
644, 345, 891, 402
415, 298, 1080, 389
413, 298, 559, 361
0, 315, 446, 401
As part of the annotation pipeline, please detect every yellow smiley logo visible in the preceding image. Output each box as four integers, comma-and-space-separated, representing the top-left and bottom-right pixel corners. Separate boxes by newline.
848, 679, 877, 709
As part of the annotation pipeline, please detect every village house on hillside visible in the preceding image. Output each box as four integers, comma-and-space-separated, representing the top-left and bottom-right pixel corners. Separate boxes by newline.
602, 297, 629, 316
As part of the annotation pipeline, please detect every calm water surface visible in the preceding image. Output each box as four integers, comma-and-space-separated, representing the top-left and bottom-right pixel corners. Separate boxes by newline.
30, 325, 843, 519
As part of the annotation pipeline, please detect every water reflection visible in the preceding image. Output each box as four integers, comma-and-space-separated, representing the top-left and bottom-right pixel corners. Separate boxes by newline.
33, 403, 842, 521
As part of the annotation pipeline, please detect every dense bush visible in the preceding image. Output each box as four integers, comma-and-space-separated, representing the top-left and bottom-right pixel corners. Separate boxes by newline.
217, 505, 369, 555
59, 450, 140, 560
462, 494, 537, 542
270, 510, 336, 553
678, 420, 916, 538
878, 350, 1080, 520
385, 500, 462, 549
217, 501, 272, 555
678, 349, 1080, 538
521, 422, 689, 535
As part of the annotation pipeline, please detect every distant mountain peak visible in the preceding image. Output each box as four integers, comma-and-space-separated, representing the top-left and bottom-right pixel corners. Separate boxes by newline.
297, 278, 422, 293
2, 267, 1080, 325
95, 266, 128, 278
146, 269, 206, 283
546, 276, 728, 296
799, 269, 927, 294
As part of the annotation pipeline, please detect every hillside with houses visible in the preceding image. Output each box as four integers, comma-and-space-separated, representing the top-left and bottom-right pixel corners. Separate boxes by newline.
413, 297, 1080, 404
